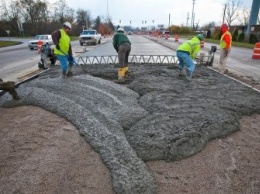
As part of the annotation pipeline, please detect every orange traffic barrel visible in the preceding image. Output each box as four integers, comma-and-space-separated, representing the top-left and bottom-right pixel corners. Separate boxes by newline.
252, 42, 260, 59
174, 35, 179, 42
200, 40, 204, 48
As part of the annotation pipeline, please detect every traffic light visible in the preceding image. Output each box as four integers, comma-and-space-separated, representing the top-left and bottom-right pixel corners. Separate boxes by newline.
130, 20, 131, 24
152, 20, 154, 23
119, 20, 121, 23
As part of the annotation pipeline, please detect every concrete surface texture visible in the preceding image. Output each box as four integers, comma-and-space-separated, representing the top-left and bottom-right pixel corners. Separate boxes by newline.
1, 63, 260, 193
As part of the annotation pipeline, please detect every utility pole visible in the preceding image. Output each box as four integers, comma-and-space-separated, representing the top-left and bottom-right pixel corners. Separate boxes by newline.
107, 0, 109, 17
168, 14, 171, 29
186, 12, 189, 27
191, 0, 195, 29
222, 4, 227, 24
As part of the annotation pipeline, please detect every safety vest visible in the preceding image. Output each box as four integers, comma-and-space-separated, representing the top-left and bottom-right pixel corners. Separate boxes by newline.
220, 31, 232, 49
177, 36, 200, 59
54, 29, 70, 55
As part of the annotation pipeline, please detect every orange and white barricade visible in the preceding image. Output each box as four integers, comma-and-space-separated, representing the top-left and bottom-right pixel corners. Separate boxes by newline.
174, 35, 179, 42
252, 42, 260, 59
37, 40, 44, 54
200, 40, 204, 48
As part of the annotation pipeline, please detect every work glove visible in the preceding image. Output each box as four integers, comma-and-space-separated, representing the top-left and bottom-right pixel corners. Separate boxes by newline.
56, 44, 60, 50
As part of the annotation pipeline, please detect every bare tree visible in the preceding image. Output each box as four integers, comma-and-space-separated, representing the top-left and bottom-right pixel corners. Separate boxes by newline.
76, 9, 92, 30
224, 0, 243, 26
53, 0, 74, 24
19, 0, 48, 24
237, 6, 250, 26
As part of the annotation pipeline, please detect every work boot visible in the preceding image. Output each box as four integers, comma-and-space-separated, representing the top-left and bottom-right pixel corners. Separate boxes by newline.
124, 66, 129, 78
66, 63, 73, 77
62, 70, 67, 78
179, 69, 183, 76
185, 71, 192, 81
38, 62, 43, 69
116, 68, 126, 84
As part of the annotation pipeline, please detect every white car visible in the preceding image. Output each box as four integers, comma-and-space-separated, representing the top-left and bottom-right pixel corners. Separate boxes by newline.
28, 34, 53, 50
79, 30, 101, 46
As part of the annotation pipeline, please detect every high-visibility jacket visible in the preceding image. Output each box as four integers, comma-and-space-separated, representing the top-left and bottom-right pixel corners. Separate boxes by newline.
53, 29, 71, 56
177, 36, 201, 59
220, 30, 232, 49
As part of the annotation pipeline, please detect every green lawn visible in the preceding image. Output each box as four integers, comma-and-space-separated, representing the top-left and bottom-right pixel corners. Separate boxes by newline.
0, 41, 22, 47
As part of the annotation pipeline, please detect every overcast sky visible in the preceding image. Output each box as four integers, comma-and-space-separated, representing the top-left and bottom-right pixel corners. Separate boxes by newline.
49, 0, 253, 27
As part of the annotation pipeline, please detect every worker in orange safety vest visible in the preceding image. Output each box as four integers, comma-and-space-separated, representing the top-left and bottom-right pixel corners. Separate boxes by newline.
219, 24, 232, 74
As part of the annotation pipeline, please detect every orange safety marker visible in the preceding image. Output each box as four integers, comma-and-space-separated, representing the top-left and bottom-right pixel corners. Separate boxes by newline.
37, 40, 44, 54
200, 40, 204, 48
252, 42, 260, 59
174, 34, 179, 42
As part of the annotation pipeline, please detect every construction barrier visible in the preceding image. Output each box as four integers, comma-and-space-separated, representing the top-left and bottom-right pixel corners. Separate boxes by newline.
77, 55, 179, 65
174, 35, 179, 42
252, 42, 260, 59
200, 40, 204, 48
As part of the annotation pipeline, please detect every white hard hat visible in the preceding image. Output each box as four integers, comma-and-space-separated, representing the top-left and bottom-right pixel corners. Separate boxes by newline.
63, 22, 72, 30
117, 27, 124, 32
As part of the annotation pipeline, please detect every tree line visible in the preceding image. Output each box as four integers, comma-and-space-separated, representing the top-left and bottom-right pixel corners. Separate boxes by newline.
0, 0, 115, 37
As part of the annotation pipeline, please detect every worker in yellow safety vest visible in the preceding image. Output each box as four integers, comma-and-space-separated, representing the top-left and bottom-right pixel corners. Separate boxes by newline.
51, 22, 75, 78
176, 34, 204, 81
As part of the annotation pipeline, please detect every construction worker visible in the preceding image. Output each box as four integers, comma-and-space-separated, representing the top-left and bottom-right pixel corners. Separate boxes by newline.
176, 34, 204, 81
38, 42, 56, 69
219, 24, 232, 74
113, 27, 131, 83
51, 22, 74, 78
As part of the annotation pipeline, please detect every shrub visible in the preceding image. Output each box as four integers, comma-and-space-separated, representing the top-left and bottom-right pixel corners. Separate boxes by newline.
237, 32, 245, 42
206, 30, 211, 38
232, 29, 238, 41
249, 33, 258, 44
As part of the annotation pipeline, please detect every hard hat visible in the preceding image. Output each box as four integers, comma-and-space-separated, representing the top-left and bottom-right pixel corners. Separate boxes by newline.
117, 27, 124, 32
196, 34, 204, 40
221, 24, 228, 29
63, 22, 72, 30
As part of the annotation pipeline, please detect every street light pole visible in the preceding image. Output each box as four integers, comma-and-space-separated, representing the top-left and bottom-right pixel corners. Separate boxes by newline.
191, 0, 195, 29
107, 0, 109, 17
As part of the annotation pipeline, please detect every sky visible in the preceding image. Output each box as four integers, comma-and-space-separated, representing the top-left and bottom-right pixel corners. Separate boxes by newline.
49, 0, 253, 28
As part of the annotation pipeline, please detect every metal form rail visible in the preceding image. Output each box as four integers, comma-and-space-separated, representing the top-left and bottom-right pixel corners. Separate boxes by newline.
77, 55, 179, 65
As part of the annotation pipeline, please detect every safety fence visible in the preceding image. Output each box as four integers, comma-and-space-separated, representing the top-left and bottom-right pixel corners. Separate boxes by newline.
76, 55, 179, 65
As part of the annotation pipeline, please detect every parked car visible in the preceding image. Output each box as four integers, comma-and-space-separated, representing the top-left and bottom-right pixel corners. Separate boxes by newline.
28, 34, 53, 50
128, 31, 133, 35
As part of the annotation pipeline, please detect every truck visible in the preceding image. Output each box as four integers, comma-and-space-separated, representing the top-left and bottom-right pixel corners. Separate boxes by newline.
79, 30, 102, 46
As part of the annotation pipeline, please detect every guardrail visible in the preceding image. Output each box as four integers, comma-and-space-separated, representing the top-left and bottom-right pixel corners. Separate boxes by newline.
77, 55, 179, 65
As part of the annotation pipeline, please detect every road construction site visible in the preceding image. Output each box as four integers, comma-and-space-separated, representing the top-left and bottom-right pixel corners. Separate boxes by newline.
0, 35, 260, 193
